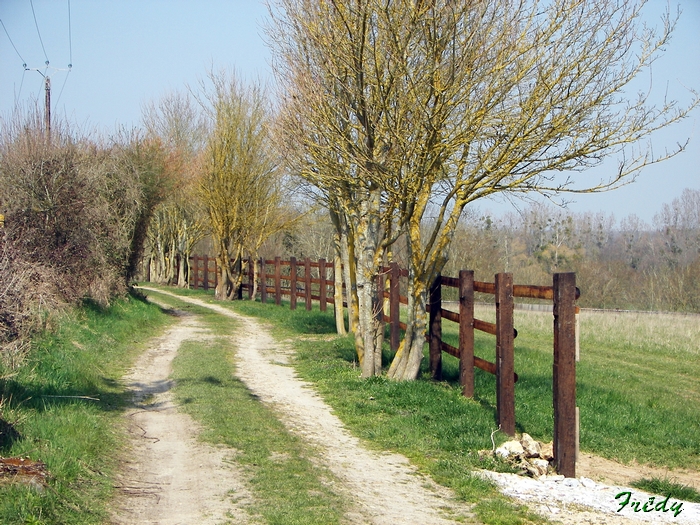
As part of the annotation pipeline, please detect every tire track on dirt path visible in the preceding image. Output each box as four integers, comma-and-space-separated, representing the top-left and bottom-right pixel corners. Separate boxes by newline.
111, 309, 253, 525
138, 287, 477, 525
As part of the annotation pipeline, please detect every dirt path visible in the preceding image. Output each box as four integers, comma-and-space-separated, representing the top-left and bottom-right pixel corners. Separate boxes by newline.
113, 288, 699, 525
121, 288, 477, 525
110, 311, 253, 525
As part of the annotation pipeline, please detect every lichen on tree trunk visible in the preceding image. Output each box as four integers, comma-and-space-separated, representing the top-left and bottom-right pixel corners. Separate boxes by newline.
388, 275, 428, 380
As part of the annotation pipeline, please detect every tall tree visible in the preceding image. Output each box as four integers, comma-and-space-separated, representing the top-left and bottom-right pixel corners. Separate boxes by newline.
270, 0, 698, 379
142, 91, 208, 287
198, 71, 283, 300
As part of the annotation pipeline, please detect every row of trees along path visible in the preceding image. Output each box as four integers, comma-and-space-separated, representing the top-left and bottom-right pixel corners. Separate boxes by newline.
164, 254, 581, 478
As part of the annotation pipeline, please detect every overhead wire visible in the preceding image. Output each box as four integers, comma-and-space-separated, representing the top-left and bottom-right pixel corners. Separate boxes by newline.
67, 0, 72, 67
17, 68, 27, 105
2, 1, 74, 111
55, 69, 71, 109
29, 0, 49, 65
0, 18, 27, 67
55, 0, 73, 108
1, 17, 29, 105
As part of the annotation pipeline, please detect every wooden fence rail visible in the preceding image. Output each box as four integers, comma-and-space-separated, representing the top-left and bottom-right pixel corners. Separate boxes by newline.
179, 254, 579, 477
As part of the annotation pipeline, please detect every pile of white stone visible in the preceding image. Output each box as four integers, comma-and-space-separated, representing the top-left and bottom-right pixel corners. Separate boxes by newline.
491, 433, 555, 477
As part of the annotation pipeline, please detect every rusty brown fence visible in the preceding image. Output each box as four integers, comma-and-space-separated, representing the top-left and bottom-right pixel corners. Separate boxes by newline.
186, 255, 338, 310
182, 255, 580, 477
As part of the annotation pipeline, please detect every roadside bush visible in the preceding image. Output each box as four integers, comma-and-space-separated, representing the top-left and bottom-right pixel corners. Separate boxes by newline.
0, 239, 65, 370
0, 112, 167, 368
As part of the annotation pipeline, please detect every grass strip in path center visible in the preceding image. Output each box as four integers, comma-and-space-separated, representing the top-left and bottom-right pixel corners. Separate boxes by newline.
141, 286, 545, 525
143, 290, 346, 525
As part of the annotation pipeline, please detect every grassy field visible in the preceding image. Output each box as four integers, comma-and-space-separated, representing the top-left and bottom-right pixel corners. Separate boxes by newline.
0, 294, 174, 525
4, 282, 695, 524
475, 307, 700, 470
152, 288, 700, 509
422, 304, 700, 469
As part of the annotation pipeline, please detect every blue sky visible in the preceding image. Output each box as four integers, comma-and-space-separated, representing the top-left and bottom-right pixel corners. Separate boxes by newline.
1, 0, 698, 225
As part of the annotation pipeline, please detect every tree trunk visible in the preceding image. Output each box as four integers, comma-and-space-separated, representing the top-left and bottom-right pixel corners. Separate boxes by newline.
230, 253, 243, 300
177, 253, 188, 288
333, 252, 346, 335
387, 277, 428, 380
215, 258, 233, 300
353, 188, 384, 377
329, 211, 347, 335
332, 207, 362, 360
251, 258, 259, 300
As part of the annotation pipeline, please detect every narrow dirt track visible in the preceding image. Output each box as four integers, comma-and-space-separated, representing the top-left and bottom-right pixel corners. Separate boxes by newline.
111, 311, 253, 525
111, 288, 477, 524
112, 288, 700, 525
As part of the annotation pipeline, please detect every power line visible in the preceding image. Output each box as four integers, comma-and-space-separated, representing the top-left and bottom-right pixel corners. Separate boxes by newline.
55, 69, 72, 109
0, 18, 27, 67
67, 0, 72, 67
16, 68, 27, 105
55, 0, 74, 110
29, 0, 49, 66
3, 1, 74, 112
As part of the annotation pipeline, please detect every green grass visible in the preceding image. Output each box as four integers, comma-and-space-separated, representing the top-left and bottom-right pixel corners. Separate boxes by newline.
0, 293, 174, 525
630, 477, 700, 503
465, 308, 700, 470
144, 287, 544, 525
144, 289, 347, 525
138, 285, 700, 523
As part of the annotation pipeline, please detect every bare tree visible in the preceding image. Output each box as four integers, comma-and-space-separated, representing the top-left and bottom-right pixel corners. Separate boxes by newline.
142, 91, 208, 286
198, 71, 285, 300
270, 0, 698, 379
655, 188, 700, 268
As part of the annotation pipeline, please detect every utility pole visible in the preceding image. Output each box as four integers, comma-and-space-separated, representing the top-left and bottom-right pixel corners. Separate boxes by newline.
44, 76, 51, 144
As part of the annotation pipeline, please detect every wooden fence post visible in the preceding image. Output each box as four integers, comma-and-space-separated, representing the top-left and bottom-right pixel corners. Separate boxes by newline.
248, 257, 254, 299
290, 257, 297, 310
319, 258, 327, 312
553, 272, 577, 478
305, 258, 312, 311
459, 270, 475, 398
274, 257, 282, 305
191, 256, 198, 289
260, 257, 267, 304
390, 262, 400, 353
429, 275, 442, 381
234, 258, 241, 299
203, 255, 210, 291
496, 272, 515, 436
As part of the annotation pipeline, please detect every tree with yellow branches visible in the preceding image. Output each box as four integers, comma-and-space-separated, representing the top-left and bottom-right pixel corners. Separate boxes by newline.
199, 71, 288, 300
270, 0, 698, 379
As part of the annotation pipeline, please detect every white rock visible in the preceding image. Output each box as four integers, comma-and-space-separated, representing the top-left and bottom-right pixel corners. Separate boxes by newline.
543, 474, 565, 482
495, 446, 510, 458
579, 476, 597, 489
532, 458, 549, 471
521, 433, 541, 457
526, 458, 549, 477
563, 477, 580, 487
502, 440, 525, 456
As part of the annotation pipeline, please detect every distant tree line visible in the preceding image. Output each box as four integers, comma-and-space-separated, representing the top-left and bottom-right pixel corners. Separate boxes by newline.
267, 189, 700, 313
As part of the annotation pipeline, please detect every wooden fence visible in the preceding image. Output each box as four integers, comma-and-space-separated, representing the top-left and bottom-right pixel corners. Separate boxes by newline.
186, 255, 338, 309
183, 254, 579, 477
422, 269, 579, 477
